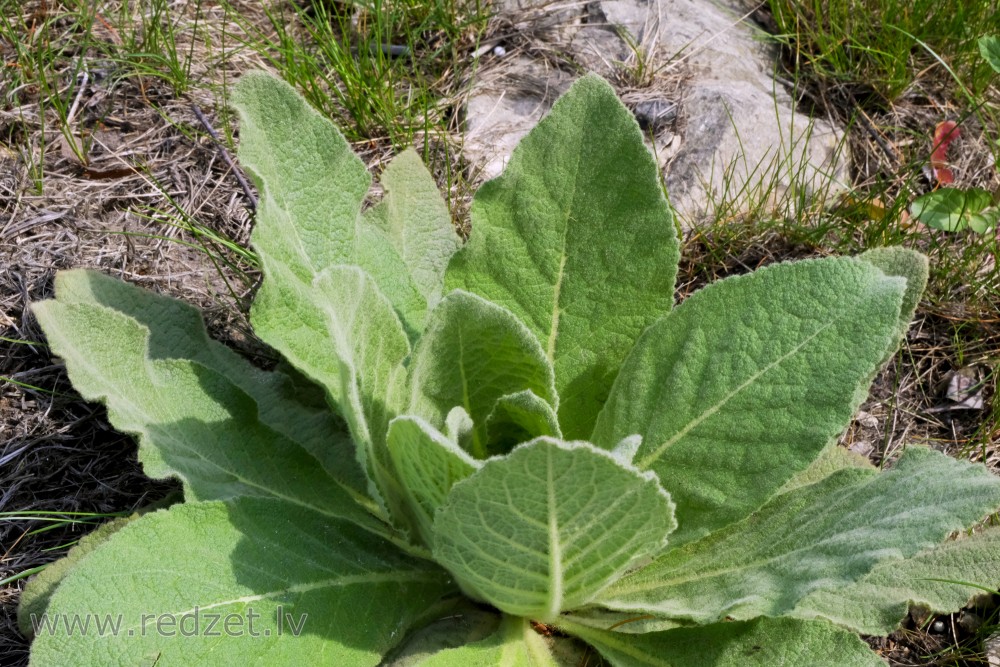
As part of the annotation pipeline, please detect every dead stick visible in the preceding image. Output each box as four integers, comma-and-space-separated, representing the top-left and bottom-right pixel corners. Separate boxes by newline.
191, 104, 258, 211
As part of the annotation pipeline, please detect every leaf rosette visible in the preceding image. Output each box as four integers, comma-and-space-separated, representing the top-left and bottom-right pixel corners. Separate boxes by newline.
21, 72, 1000, 667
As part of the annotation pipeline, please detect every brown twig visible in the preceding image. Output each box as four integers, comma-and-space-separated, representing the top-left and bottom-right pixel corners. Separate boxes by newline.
851, 97, 900, 168
191, 104, 257, 211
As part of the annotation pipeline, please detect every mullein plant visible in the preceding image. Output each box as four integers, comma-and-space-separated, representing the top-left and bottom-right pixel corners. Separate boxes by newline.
19, 72, 1000, 666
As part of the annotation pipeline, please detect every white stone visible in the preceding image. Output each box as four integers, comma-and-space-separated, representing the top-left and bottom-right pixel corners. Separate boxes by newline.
461, 0, 848, 224
463, 58, 574, 181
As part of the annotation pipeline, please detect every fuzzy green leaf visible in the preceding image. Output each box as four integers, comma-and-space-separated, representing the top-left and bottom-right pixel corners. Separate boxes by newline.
365, 147, 461, 310
444, 406, 476, 453
353, 225, 429, 336
312, 267, 411, 493
232, 72, 369, 273
410, 615, 560, 667
232, 71, 426, 334
387, 416, 479, 546
49, 269, 368, 495
250, 262, 411, 510
598, 447, 1000, 623
31, 293, 385, 535
445, 74, 680, 440
234, 71, 422, 501
27, 498, 452, 666
558, 616, 884, 666
408, 291, 556, 459
432, 438, 675, 621
775, 444, 873, 495
485, 390, 563, 456
609, 435, 644, 466
18, 516, 136, 638
857, 247, 927, 356
592, 256, 909, 545
791, 527, 1000, 634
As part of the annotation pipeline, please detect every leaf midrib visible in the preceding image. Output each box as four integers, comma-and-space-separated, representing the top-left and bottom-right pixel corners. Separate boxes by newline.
546, 249, 568, 364
544, 445, 565, 620
543, 122, 584, 366
635, 319, 835, 470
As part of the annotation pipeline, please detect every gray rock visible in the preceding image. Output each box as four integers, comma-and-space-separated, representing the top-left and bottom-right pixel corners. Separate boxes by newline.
652, 0, 845, 221
987, 631, 1000, 666
462, 0, 848, 224
632, 99, 677, 133
463, 58, 575, 182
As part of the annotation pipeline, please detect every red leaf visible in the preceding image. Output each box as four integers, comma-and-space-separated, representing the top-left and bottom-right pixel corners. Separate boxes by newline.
930, 120, 960, 185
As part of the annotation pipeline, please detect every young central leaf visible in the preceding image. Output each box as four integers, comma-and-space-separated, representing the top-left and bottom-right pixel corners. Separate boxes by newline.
251, 264, 411, 509
407, 290, 557, 459
363, 147, 461, 311
386, 416, 479, 547
445, 74, 680, 440
485, 390, 562, 456
432, 438, 676, 622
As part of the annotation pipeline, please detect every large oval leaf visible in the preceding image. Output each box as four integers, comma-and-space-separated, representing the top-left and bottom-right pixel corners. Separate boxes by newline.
591, 256, 908, 545
597, 447, 1000, 623
445, 74, 680, 440
32, 294, 384, 536
791, 527, 1000, 635
46, 268, 369, 498
233, 71, 427, 335
27, 498, 453, 666
432, 438, 675, 621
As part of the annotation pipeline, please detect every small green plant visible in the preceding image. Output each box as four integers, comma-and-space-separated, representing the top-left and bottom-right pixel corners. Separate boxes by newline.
911, 187, 1000, 233
19, 73, 1000, 666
